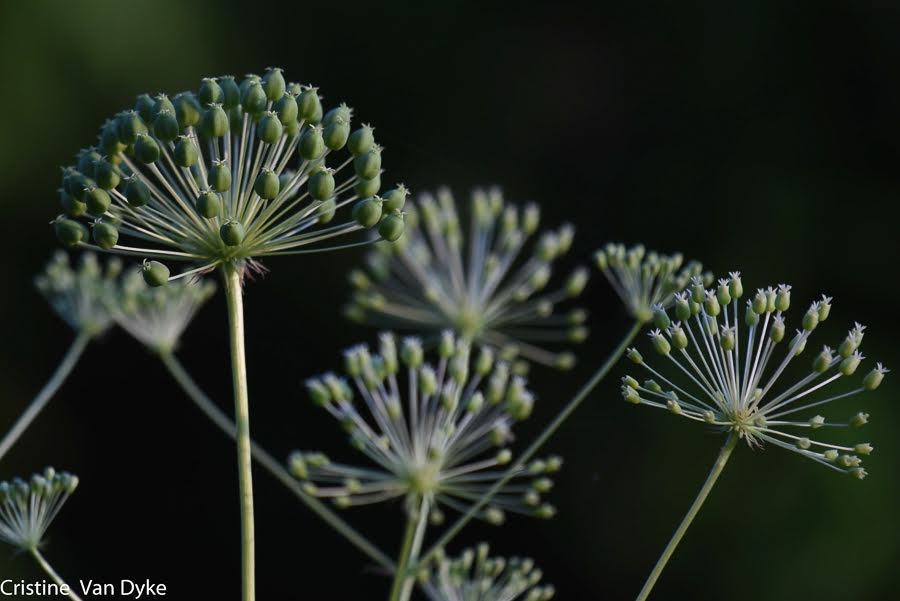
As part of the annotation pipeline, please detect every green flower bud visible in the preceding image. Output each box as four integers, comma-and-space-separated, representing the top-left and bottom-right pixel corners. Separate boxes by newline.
352, 197, 383, 228
134, 134, 161, 164
752, 290, 767, 314
674, 296, 691, 321
117, 111, 147, 144
262, 67, 286, 100
208, 162, 232, 192
704, 292, 721, 317
142, 260, 169, 287
173, 92, 202, 128
566, 268, 588, 297
720, 327, 735, 351
254, 169, 280, 200
197, 191, 222, 219
92, 221, 119, 249
791, 331, 807, 355
729, 272, 743, 299
153, 110, 180, 141
324, 118, 350, 150
809, 415, 825, 428
220, 221, 245, 246
840, 353, 861, 376
125, 177, 151, 207
241, 81, 267, 114
823, 449, 839, 461
622, 375, 639, 389
54, 218, 85, 247
651, 331, 671, 356
85, 186, 111, 215
855, 443, 873, 456
199, 77, 224, 106
795, 437, 811, 450
775, 285, 791, 312
627, 348, 643, 364
354, 148, 382, 179
77, 149, 100, 178
254, 111, 283, 144
59, 189, 86, 217
214, 75, 239, 108
308, 169, 335, 201
849, 412, 869, 428
691, 280, 705, 303
94, 160, 120, 190
863, 365, 886, 391
299, 126, 325, 160
378, 211, 405, 242
716, 281, 731, 306
667, 399, 682, 415
818, 296, 832, 321
813, 347, 833, 373
201, 105, 229, 138
354, 174, 381, 198
382, 185, 408, 212
838, 334, 859, 359
770, 318, 785, 343
297, 87, 322, 122
593, 249, 609, 271
174, 137, 199, 167
323, 103, 352, 127
670, 325, 688, 350
802, 306, 819, 331
100, 120, 126, 156
273, 93, 298, 127
653, 306, 671, 330
348, 125, 375, 156
849, 467, 867, 480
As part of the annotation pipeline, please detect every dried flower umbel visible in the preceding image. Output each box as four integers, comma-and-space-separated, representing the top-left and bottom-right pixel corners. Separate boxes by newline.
347, 188, 588, 370
624, 272, 887, 600
419, 544, 555, 601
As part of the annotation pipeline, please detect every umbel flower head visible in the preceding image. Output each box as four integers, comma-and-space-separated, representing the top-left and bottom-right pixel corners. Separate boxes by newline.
53, 68, 405, 286
35, 251, 120, 336
290, 332, 561, 525
419, 543, 555, 601
0, 468, 78, 551
111, 270, 216, 353
594, 242, 709, 323
346, 187, 589, 371
621, 272, 886, 478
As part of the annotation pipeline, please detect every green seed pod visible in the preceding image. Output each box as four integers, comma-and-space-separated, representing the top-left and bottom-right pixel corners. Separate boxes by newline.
92, 221, 119, 249
134, 134, 160, 164
142, 260, 169, 287
308, 169, 335, 201
849, 412, 869, 428
134, 93, 155, 122
54, 218, 85, 247
354, 174, 381, 197
863, 367, 885, 391
855, 443, 873, 455
208, 162, 232, 192
198, 77, 223, 106
729, 273, 743, 299
378, 211, 405, 241
348, 125, 375, 156
323, 119, 350, 150
174, 137, 199, 167
273, 93, 298, 126
653, 306, 670, 330
241, 81, 267, 114
201, 105, 229, 138
262, 67, 286, 100
297, 87, 322, 121
117, 111, 147, 144
627, 348, 643, 364
354, 148, 382, 179
228, 106, 245, 134
125, 178, 151, 207
215, 76, 240, 109
59, 189, 87, 217
317, 198, 336, 223
752, 290, 767, 314
690, 279, 705, 303
220, 221, 245, 246
153, 110, 180, 141
840, 353, 861, 376
100, 120, 126, 156
323, 103, 352, 127
704, 293, 721, 317
721, 328, 736, 351
813, 347, 833, 373
809, 415, 825, 428
85, 187, 111, 215
717, 281, 731, 306
674, 296, 691, 321
652, 332, 671, 355
173, 92, 202, 128
254, 169, 280, 200
256, 112, 283, 144
352, 197, 383, 228
775, 286, 791, 312
745, 303, 759, 326
382, 185, 408, 212
94, 160, 120, 190
299, 126, 325, 160
77, 149, 101, 178
770, 319, 785, 343
670, 325, 688, 349
197, 191, 222, 218
802, 307, 819, 331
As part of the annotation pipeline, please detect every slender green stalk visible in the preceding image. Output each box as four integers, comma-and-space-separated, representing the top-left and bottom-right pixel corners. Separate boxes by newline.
417, 320, 643, 566
388, 497, 430, 601
158, 351, 395, 570
0, 332, 90, 462
223, 264, 255, 601
31, 548, 83, 601
635, 433, 738, 601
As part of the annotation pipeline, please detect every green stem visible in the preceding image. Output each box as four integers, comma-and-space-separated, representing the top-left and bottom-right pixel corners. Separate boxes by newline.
223, 264, 255, 601
635, 433, 738, 601
158, 351, 395, 570
388, 497, 429, 601
0, 332, 90, 462
31, 548, 83, 601
417, 320, 643, 566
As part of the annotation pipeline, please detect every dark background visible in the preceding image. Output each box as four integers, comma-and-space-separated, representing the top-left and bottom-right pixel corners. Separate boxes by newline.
1, 1, 898, 599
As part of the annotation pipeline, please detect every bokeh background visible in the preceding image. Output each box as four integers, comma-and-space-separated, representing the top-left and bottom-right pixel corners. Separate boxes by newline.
1, 1, 898, 598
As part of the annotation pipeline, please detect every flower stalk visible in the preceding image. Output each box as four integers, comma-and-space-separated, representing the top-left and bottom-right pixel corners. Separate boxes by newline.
388, 496, 430, 601
31, 549, 83, 601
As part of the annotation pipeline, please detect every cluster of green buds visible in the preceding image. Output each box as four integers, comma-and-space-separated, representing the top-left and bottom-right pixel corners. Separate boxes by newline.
594, 243, 709, 323
419, 543, 555, 601
35, 251, 121, 336
290, 332, 561, 524
620, 272, 886, 478
111, 270, 216, 353
346, 187, 588, 371
0, 468, 78, 551
53, 68, 405, 286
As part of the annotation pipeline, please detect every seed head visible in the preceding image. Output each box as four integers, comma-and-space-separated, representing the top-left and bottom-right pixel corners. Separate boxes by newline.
35, 251, 120, 336
0, 468, 78, 552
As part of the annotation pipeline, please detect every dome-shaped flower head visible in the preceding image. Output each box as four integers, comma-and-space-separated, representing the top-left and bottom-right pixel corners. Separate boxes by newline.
594, 242, 709, 323
346, 187, 588, 371
0, 467, 78, 551
52, 68, 405, 286
111, 270, 216, 353
35, 251, 120, 336
290, 332, 561, 525
420, 543, 555, 601
621, 272, 886, 478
